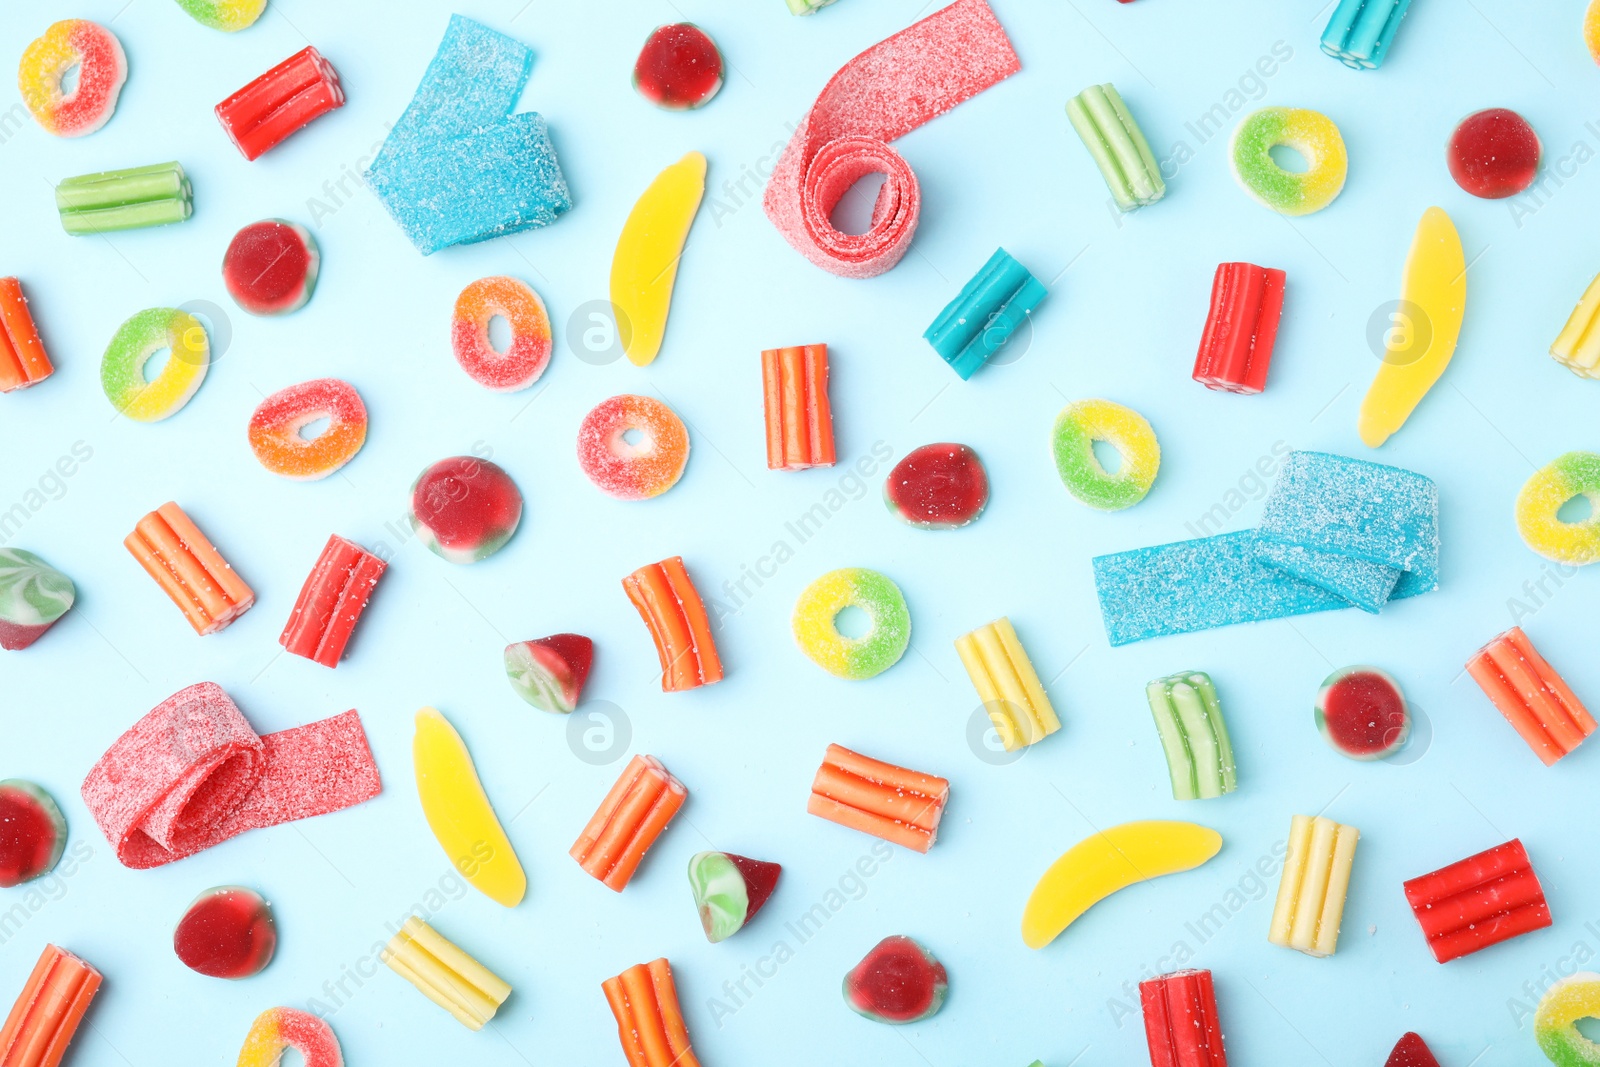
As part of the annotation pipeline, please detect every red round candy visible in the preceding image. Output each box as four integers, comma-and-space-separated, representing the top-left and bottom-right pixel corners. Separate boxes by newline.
0, 780, 67, 888
173, 886, 277, 979
1315, 666, 1409, 760
884, 444, 989, 529
1446, 108, 1541, 199
222, 219, 320, 315
843, 935, 948, 1024
633, 24, 723, 110
409, 456, 524, 564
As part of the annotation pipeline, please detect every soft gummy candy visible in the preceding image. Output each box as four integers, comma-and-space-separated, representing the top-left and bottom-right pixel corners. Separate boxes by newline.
215, 46, 344, 161
173, 886, 276, 979
602, 959, 701, 1067
1315, 666, 1409, 760
572, 755, 686, 892
236, 1007, 342, 1067
56, 162, 192, 235
452, 276, 551, 392
223, 220, 320, 315
611, 153, 706, 366
1515, 452, 1600, 566
248, 379, 367, 481
0, 277, 53, 393
622, 557, 723, 692
577, 395, 691, 500
1269, 814, 1358, 957
762, 344, 836, 470
101, 307, 209, 422
504, 633, 594, 713
1448, 108, 1541, 199
885, 444, 989, 529
1403, 838, 1551, 963
808, 744, 948, 853
279, 535, 386, 668
17, 20, 126, 138
633, 24, 724, 109
0, 549, 75, 651
0, 780, 67, 887
383, 917, 511, 1030
0, 945, 101, 1067
413, 707, 526, 908
409, 456, 523, 564
687, 851, 781, 943
843, 936, 948, 1024
792, 568, 911, 680
1052, 399, 1160, 511
1230, 107, 1347, 216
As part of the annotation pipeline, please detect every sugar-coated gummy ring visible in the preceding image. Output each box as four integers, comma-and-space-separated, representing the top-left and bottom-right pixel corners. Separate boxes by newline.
1516, 451, 1600, 566
248, 378, 368, 480
223, 220, 320, 315
17, 20, 127, 137
173, 0, 268, 32
1231, 107, 1348, 216
792, 567, 911, 680
451, 276, 552, 392
101, 307, 209, 422
237, 1007, 343, 1067
576, 394, 691, 500
1051, 398, 1160, 511
1536, 972, 1600, 1066
409, 456, 524, 564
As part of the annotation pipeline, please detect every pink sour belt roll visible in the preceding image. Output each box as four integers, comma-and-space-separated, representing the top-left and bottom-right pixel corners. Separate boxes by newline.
761, 0, 1020, 279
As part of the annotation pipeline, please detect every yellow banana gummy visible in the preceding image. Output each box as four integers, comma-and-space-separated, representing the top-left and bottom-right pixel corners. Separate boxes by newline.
413, 706, 526, 908
610, 151, 707, 366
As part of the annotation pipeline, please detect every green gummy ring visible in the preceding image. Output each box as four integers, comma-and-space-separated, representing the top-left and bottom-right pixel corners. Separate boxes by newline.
1230, 106, 1348, 216
1051, 398, 1161, 511
1516, 451, 1600, 565
792, 567, 911, 680
101, 306, 209, 422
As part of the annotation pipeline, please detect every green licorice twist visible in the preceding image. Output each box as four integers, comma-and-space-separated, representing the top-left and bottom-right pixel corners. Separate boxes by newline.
56, 162, 193, 235
1066, 83, 1165, 211
1146, 672, 1237, 801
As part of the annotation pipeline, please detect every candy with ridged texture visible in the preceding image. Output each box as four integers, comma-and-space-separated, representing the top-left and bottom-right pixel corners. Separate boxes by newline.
0, 780, 67, 886
1552, 270, 1600, 379
762, 344, 835, 470
223, 220, 320, 315
365, 15, 571, 255
1315, 666, 1409, 759
844, 936, 947, 1024
1231, 107, 1347, 216
762, 0, 1020, 278
18, 20, 126, 137
633, 24, 723, 109
249, 379, 367, 481
504, 633, 593, 713
687, 851, 781, 943
215, 46, 343, 160
1147, 672, 1236, 800
1516, 452, 1600, 565
1448, 108, 1540, 199
1066, 83, 1164, 211
1193, 262, 1285, 394
1321, 0, 1412, 68
1141, 969, 1228, 1067
885, 444, 988, 529
452, 276, 551, 392
1269, 814, 1358, 957
174, 886, 276, 978
0, 277, 53, 393
236, 1007, 342, 1067
1403, 839, 1551, 963
0, 945, 101, 1067
955, 617, 1059, 752
124, 502, 255, 635
56, 162, 192, 235
0, 549, 75, 651
924, 248, 1046, 379
279, 536, 386, 668
410, 456, 523, 563
603, 959, 701, 1067
382, 917, 511, 1030
1467, 626, 1596, 766
623, 557, 723, 692
577, 395, 690, 500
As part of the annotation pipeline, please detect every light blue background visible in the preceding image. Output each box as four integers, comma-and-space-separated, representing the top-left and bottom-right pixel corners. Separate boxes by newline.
2, 0, 1597, 1064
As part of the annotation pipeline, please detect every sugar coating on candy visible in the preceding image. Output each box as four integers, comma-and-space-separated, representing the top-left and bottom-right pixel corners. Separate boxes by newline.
1516, 452, 1600, 566
101, 307, 209, 422
1536, 973, 1600, 1066
1231, 107, 1347, 216
1386, 1033, 1442, 1067
0, 548, 75, 651
884, 444, 988, 529
687, 851, 781, 943
223, 220, 320, 315
452, 276, 551, 392
792, 568, 911, 679
0, 780, 67, 887
577, 395, 691, 500
80, 682, 382, 869
237, 1007, 343, 1067
279, 536, 386, 668
0, 276, 54, 393
1315, 666, 1409, 759
634, 24, 723, 109
843, 936, 948, 1024
365, 15, 572, 255
1448, 108, 1541, 199
409, 456, 523, 563
17, 20, 126, 137
1589, 0, 1600, 65
762, 0, 1020, 278
174, 0, 267, 31
173, 886, 276, 979
504, 633, 593, 713
249, 379, 367, 481
1052, 399, 1160, 511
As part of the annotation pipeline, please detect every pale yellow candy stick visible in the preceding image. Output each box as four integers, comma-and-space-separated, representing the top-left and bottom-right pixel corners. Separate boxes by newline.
413, 707, 527, 908
1357, 206, 1466, 448
954, 617, 1061, 751
1551, 270, 1600, 379
610, 152, 707, 366
1268, 814, 1359, 957
382, 916, 511, 1030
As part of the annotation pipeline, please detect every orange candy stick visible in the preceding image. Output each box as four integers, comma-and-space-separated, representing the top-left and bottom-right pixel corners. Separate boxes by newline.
622, 556, 723, 691
807, 744, 949, 853
0, 945, 102, 1067
0, 278, 53, 393
602, 958, 701, 1067
1467, 626, 1596, 766
571, 755, 686, 891
124, 502, 254, 634
761, 344, 835, 470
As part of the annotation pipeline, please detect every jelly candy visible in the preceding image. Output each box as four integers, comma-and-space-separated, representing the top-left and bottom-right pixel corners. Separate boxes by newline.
101, 307, 209, 422
603, 959, 701, 1067
1386, 1033, 1441, 1067
248, 379, 367, 481
504, 633, 593, 713
1536, 974, 1600, 1065
1052, 398, 1160, 510
1468, 626, 1596, 766
1269, 814, 1358, 957
885, 444, 989, 529
762, 344, 835, 470
173, 886, 276, 979
1141, 969, 1227, 1067
633, 24, 724, 110
572, 755, 686, 892
1230, 107, 1347, 216
1447, 108, 1541, 199
56, 162, 192, 235
955, 617, 1060, 751
17, 20, 125, 138
215, 46, 344, 161
1552, 270, 1600, 378
1146, 672, 1237, 800
924, 248, 1047, 380
279, 536, 386, 668
0, 278, 53, 393
413, 707, 526, 907
0, 945, 101, 1067
1515, 452, 1600, 566
611, 153, 706, 366
622, 557, 723, 691
1066, 83, 1165, 211
451, 276, 551, 392
0, 780, 67, 887
1314, 666, 1409, 760
223, 220, 320, 315
1193, 262, 1285, 394
125, 502, 254, 635
792, 568, 910, 679
409, 456, 523, 564
1321, 0, 1411, 68
687, 851, 781, 943
808, 744, 948, 853
236, 1007, 342, 1067
383, 916, 510, 1030
577, 395, 691, 500
1403, 838, 1550, 963
0, 549, 75, 651
174, 0, 267, 32
843, 936, 947, 1024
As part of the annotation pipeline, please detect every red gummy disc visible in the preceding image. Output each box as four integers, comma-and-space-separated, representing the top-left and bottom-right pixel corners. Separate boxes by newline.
0, 780, 67, 888
1446, 108, 1541, 199
843, 935, 948, 1024
1315, 666, 1409, 759
174, 885, 277, 979
884, 443, 989, 529
223, 219, 320, 315
409, 456, 524, 563
633, 24, 723, 110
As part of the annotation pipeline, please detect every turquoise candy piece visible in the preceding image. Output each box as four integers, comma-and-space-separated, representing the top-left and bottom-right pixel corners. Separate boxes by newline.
365, 15, 572, 255
923, 248, 1047, 380
1321, 0, 1412, 69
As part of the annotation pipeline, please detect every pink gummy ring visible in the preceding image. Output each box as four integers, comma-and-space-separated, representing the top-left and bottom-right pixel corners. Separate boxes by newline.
576, 394, 690, 500
450, 275, 552, 392
248, 378, 367, 481
237, 1007, 343, 1067
17, 20, 127, 138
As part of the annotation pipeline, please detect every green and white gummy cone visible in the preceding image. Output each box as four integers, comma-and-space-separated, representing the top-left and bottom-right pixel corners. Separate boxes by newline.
687, 851, 781, 943
0, 548, 75, 650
